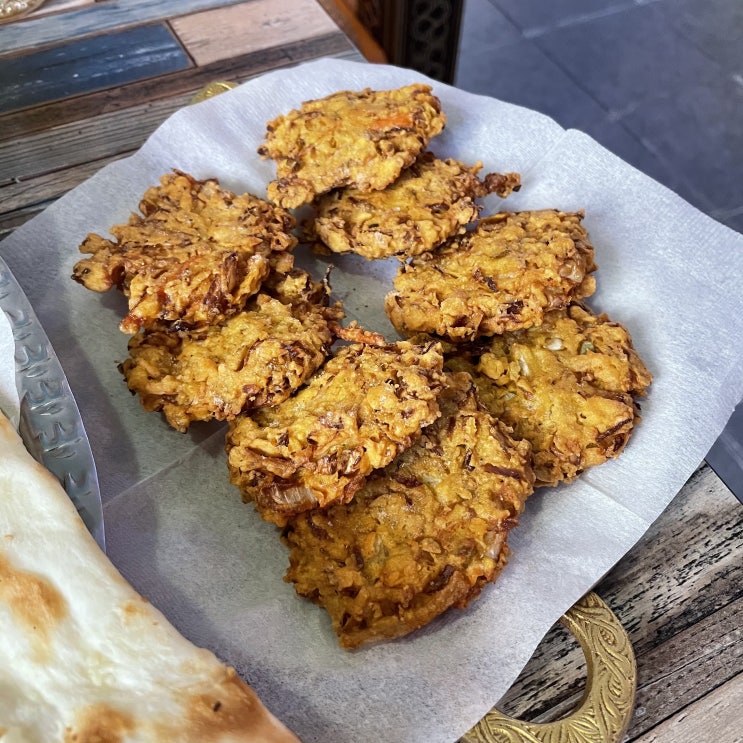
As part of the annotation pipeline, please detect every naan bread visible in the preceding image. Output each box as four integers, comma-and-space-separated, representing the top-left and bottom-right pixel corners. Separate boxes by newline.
0, 413, 298, 743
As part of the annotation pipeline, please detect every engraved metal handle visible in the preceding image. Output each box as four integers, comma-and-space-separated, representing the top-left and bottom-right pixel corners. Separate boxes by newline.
0, 0, 46, 25
462, 592, 636, 743
190, 81, 240, 104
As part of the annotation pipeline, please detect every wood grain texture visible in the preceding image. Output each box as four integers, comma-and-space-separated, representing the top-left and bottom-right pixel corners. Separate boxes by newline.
171, 0, 339, 66
491, 466, 743, 739
0, 33, 355, 143
0, 94, 190, 182
0, 23, 191, 114
316, 0, 386, 63
25, 0, 94, 18
0, 0, 247, 54
632, 672, 743, 743
628, 596, 743, 738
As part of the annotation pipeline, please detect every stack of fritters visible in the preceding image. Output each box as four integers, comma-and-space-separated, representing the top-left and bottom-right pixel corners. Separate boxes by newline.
256, 83, 651, 648
73, 81, 654, 651
385, 209, 597, 341
446, 303, 652, 486
282, 371, 534, 649
120, 270, 342, 432
258, 85, 519, 262
73, 171, 296, 334
73, 171, 341, 431
225, 338, 446, 526
309, 152, 521, 260
258, 84, 447, 209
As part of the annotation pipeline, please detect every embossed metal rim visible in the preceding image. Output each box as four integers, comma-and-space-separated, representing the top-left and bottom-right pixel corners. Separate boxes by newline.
0, 255, 105, 551
189, 80, 240, 105
0, 0, 46, 25
463, 592, 637, 743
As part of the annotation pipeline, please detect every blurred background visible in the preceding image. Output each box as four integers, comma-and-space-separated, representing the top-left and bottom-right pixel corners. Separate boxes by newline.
331, 0, 743, 235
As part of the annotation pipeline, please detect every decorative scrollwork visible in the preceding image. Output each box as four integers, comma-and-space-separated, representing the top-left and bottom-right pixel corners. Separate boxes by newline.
0, 0, 46, 25
0, 256, 104, 550
462, 592, 636, 743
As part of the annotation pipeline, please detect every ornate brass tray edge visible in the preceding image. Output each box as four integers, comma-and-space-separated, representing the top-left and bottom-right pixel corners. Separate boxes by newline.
0, 0, 46, 26
462, 592, 637, 743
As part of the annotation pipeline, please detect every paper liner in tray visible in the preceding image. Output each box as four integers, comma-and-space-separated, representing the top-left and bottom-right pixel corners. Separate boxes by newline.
1, 59, 742, 742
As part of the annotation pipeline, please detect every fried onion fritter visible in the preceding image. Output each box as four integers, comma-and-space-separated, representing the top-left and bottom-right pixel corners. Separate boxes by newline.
310, 152, 521, 260
446, 303, 652, 486
258, 85, 446, 209
282, 371, 534, 649
72, 171, 296, 334
120, 270, 342, 433
225, 338, 445, 525
385, 209, 597, 342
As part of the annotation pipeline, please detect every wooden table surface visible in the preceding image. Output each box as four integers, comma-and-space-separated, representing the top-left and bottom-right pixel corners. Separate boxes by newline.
1, 2, 741, 742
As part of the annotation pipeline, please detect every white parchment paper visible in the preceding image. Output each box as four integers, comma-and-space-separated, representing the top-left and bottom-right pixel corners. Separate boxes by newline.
2, 59, 743, 742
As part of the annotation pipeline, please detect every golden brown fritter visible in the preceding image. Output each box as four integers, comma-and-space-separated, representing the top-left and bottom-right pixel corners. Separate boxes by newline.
72, 171, 296, 334
310, 152, 521, 260
446, 303, 652, 486
120, 270, 342, 433
258, 85, 446, 209
385, 209, 597, 342
225, 338, 445, 526
282, 371, 534, 649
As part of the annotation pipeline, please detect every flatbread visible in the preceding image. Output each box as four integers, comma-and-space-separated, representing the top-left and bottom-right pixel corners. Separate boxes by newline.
0, 413, 298, 742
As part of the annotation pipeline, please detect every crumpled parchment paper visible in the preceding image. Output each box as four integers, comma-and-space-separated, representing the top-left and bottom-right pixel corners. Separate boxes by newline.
1, 58, 743, 742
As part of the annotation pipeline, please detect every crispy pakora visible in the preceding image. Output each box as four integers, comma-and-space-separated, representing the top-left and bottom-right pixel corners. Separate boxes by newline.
282, 371, 534, 649
258, 85, 446, 209
225, 337, 445, 526
385, 209, 597, 342
72, 171, 296, 334
120, 270, 342, 432
446, 303, 652, 486
310, 152, 521, 260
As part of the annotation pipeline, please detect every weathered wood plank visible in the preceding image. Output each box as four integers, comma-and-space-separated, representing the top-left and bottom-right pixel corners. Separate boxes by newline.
0, 23, 191, 115
171, 0, 338, 66
600, 466, 743, 655
492, 466, 743, 725
626, 595, 743, 739
0, 47, 363, 226
0, 92, 192, 183
0, 33, 355, 144
0, 154, 126, 214
0, 0, 248, 54
316, 0, 386, 63
631, 672, 743, 743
